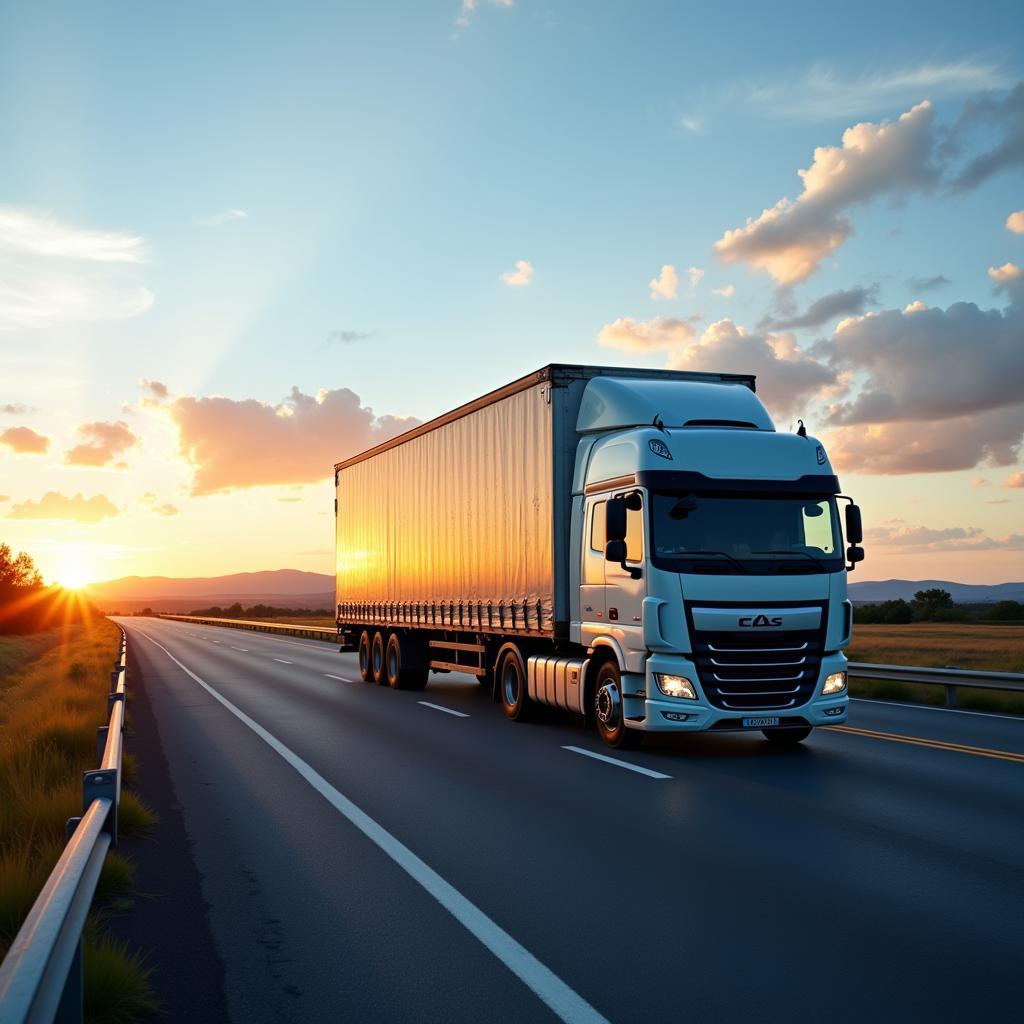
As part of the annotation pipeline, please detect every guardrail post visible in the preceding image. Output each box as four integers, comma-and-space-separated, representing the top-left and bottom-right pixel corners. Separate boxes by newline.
83, 770, 118, 845
54, 944, 83, 1024
107, 690, 125, 716
96, 726, 109, 766
944, 684, 957, 707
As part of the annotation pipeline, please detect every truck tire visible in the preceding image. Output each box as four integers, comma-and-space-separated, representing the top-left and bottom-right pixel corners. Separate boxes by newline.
371, 630, 388, 685
357, 630, 373, 683
594, 661, 641, 749
498, 645, 531, 721
386, 631, 429, 690
762, 726, 812, 745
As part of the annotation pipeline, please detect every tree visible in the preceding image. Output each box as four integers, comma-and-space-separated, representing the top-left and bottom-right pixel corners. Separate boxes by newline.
988, 600, 1023, 622
0, 543, 43, 594
912, 588, 954, 620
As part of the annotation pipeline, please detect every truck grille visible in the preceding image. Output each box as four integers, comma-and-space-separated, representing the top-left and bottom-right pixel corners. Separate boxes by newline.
690, 627, 823, 711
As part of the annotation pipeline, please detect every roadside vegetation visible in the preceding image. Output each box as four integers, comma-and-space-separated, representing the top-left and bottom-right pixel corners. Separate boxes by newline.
0, 544, 158, 1021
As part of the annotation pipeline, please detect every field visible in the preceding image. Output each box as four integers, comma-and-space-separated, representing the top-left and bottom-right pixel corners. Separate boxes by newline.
848, 623, 1024, 713
0, 617, 157, 1019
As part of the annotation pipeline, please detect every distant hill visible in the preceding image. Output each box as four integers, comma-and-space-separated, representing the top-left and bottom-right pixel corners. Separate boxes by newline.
849, 579, 1024, 604
84, 569, 334, 613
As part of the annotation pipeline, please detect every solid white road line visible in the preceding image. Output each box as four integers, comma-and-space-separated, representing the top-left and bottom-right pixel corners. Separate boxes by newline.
561, 745, 671, 780
850, 696, 1024, 722
324, 674, 353, 683
273, 658, 293, 665
418, 701, 469, 718
136, 631, 608, 1024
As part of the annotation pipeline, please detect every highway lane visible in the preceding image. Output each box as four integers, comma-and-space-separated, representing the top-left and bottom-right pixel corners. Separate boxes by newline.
120, 617, 1024, 1023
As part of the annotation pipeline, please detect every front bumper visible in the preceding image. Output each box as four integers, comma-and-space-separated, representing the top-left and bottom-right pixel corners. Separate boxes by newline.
625, 651, 849, 732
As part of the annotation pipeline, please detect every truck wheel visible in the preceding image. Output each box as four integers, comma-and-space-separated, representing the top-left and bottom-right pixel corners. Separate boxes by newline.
386, 631, 429, 691
499, 645, 531, 721
357, 630, 373, 683
762, 726, 812, 745
371, 630, 388, 685
594, 661, 641, 749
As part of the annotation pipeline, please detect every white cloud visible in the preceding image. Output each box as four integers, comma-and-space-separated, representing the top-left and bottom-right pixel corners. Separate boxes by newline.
679, 115, 703, 134
597, 316, 700, 352
714, 102, 937, 285
738, 59, 1011, 119
686, 266, 704, 289
456, 0, 513, 29
1008, 210, 1024, 234
1005, 471, 1024, 488
501, 259, 533, 287
711, 284, 735, 298
649, 264, 678, 300
196, 208, 249, 227
903, 300, 927, 313
0, 207, 146, 262
0, 207, 153, 329
988, 261, 1022, 289
8, 491, 119, 524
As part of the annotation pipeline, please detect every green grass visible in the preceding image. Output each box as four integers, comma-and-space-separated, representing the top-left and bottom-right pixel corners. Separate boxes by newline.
0, 616, 157, 1019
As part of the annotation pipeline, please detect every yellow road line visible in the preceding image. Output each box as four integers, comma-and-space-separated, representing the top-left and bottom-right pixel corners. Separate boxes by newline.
824, 724, 1024, 764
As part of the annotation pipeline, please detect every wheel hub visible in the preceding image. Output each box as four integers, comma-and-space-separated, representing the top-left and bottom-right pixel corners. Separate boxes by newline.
596, 683, 620, 726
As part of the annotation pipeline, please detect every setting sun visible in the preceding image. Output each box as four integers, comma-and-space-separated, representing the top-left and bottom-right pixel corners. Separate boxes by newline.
55, 559, 94, 591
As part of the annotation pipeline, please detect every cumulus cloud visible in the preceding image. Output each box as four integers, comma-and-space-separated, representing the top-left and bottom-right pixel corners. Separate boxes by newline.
7, 491, 118, 523
0, 426, 50, 454
738, 59, 1011, 119
865, 522, 1024, 552
988, 261, 1022, 294
687, 266, 704, 289
1008, 210, 1024, 234
165, 386, 420, 495
501, 259, 533, 287
947, 83, 1024, 192
1005, 471, 1024, 488
196, 209, 249, 227
711, 284, 735, 298
0, 207, 146, 262
665, 319, 836, 418
827, 299, 1024, 425
65, 420, 139, 467
649, 264, 678, 300
714, 102, 937, 285
760, 285, 878, 331
138, 378, 169, 400
825, 406, 1024, 474
597, 316, 701, 352
1, 403, 36, 414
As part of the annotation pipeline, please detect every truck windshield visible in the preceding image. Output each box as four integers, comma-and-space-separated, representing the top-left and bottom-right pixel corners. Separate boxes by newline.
649, 492, 844, 574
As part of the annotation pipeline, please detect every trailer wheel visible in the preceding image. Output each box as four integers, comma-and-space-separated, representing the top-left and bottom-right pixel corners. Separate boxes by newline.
357, 630, 373, 683
498, 645, 531, 721
371, 630, 388, 685
594, 661, 641, 748
386, 631, 429, 690
762, 726, 812, 745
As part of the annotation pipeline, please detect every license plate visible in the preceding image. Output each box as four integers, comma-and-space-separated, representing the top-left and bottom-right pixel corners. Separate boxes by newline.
742, 716, 780, 728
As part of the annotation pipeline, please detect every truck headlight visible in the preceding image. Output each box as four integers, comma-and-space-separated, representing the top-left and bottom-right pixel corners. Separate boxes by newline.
655, 673, 697, 699
822, 671, 847, 695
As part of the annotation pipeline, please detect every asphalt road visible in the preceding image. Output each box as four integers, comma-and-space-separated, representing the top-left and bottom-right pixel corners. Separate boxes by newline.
117, 616, 1024, 1024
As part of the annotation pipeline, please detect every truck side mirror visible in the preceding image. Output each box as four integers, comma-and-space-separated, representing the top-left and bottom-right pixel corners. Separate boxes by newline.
846, 544, 865, 570
606, 498, 627, 542
845, 503, 863, 544
605, 539, 642, 580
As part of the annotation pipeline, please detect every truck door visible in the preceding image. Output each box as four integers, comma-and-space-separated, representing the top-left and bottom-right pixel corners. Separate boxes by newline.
604, 492, 647, 655
581, 497, 607, 625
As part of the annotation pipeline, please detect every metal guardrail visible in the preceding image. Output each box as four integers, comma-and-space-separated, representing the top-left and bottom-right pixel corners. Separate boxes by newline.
0, 629, 128, 1024
848, 662, 1024, 707
157, 613, 337, 641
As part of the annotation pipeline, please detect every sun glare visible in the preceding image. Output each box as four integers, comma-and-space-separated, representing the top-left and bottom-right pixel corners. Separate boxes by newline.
56, 560, 93, 591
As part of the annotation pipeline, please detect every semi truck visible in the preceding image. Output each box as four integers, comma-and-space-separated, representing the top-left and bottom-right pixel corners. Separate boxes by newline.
334, 363, 863, 748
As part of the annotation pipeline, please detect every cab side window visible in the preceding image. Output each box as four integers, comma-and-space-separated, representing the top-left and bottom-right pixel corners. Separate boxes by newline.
590, 500, 606, 552
625, 500, 644, 562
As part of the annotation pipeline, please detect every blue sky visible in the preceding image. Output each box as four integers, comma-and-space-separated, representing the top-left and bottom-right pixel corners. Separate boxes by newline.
1, 0, 1022, 584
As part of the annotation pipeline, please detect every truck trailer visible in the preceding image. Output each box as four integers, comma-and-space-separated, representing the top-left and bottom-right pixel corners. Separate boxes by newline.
334, 363, 863, 747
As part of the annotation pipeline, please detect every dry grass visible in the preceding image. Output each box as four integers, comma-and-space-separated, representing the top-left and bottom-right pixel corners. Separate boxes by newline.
0, 616, 157, 1018
848, 623, 1024, 714
260, 614, 335, 627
